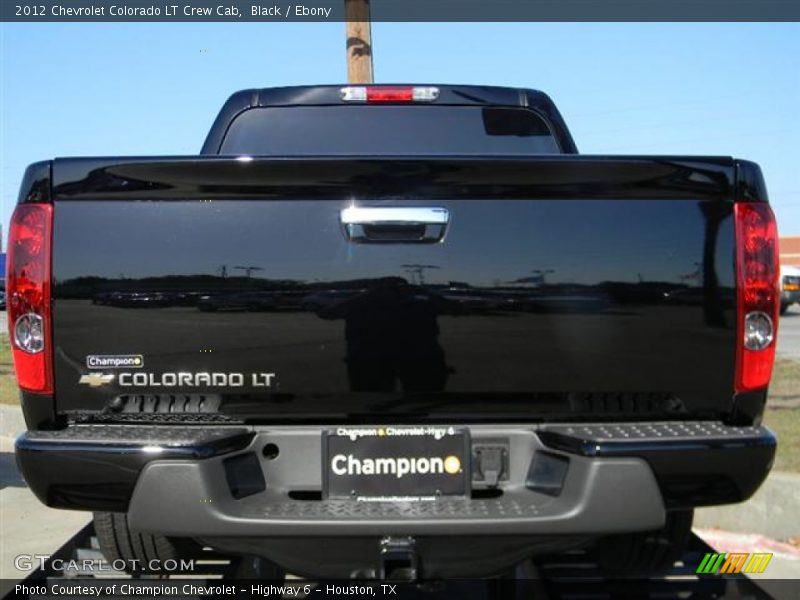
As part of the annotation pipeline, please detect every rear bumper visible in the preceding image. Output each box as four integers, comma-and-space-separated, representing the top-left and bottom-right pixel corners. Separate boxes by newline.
16, 421, 775, 537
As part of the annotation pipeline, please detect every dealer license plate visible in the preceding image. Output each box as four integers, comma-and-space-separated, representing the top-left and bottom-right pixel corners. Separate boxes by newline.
323, 426, 470, 501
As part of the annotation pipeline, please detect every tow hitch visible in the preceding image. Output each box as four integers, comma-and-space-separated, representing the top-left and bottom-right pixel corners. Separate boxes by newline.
379, 536, 419, 580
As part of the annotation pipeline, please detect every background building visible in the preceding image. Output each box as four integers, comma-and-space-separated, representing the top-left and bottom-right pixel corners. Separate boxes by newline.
781, 236, 800, 268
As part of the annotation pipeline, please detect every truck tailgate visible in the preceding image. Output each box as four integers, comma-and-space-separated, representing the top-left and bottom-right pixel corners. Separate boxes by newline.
49, 157, 738, 421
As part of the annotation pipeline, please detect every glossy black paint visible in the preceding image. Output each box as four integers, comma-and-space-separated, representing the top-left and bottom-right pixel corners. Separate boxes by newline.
735, 159, 770, 202
16, 428, 253, 511
19, 391, 58, 430
17, 160, 51, 204
49, 157, 741, 422
50, 156, 736, 201
200, 85, 578, 155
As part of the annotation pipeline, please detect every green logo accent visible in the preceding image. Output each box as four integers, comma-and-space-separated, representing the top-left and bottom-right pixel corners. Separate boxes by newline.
696, 553, 726, 574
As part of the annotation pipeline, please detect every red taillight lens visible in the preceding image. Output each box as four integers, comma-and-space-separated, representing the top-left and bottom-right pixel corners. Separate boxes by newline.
6, 203, 53, 394
734, 202, 779, 393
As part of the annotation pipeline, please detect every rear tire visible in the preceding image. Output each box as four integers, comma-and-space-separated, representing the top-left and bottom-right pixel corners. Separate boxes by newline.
94, 512, 204, 574
780, 302, 789, 315
591, 510, 694, 576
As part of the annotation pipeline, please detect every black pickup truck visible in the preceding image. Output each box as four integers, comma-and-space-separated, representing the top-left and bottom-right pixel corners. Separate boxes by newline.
10, 85, 780, 579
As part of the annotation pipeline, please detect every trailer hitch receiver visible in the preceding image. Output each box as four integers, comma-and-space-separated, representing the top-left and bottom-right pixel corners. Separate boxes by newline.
379, 536, 418, 580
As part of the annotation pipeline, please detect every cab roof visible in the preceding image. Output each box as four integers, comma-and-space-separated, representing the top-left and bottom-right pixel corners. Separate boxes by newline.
201, 84, 576, 155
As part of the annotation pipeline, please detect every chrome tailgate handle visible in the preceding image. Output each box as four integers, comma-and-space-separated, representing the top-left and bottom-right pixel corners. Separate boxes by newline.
340, 207, 450, 243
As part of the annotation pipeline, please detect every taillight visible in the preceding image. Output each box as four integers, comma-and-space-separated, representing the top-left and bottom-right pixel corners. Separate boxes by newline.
734, 202, 779, 393
340, 86, 440, 103
6, 203, 53, 394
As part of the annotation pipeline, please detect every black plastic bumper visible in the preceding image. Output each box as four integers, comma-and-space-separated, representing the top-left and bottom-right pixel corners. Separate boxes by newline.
16, 421, 774, 534
15, 425, 254, 511
536, 422, 776, 508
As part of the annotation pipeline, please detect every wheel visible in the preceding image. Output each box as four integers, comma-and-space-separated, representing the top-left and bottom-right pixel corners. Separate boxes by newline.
591, 510, 694, 576
780, 302, 789, 316
94, 512, 204, 574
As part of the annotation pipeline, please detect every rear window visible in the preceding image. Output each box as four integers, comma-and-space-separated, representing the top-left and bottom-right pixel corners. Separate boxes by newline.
219, 106, 561, 155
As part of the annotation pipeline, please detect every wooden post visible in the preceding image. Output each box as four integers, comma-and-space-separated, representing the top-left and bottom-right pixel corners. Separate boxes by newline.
345, 0, 374, 83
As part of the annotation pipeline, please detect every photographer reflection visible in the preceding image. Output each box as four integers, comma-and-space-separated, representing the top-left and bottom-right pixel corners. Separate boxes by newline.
318, 277, 449, 392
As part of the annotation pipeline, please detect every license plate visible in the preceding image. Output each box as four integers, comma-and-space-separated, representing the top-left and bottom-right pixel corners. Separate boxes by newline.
323, 426, 470, 501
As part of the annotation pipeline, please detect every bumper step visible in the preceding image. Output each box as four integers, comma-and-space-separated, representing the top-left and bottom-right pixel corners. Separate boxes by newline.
537, 421, 772, 453
21, 424, 251, 446
536, 421, 775, 509
16, 425, 254, 511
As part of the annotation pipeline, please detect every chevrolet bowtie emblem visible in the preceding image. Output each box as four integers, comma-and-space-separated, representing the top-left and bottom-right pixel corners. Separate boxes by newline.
79, 373, 115, 387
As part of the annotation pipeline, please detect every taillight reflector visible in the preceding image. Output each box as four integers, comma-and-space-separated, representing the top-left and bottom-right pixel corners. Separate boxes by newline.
340, 86, 440, 103
6, 203, 53, 394
734, 202, 779, 393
